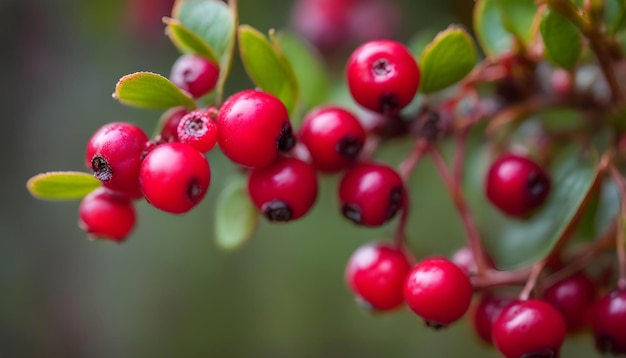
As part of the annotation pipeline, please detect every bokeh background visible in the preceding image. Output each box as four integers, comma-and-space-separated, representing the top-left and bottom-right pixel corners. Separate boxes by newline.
0, 0, 602, 357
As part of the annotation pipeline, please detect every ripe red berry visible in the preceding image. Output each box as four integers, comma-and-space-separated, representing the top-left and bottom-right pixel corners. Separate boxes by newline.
299, 106, 366, 172
346, 40, 420, 114
170, 54, 219, 98
403, 257, 473, 328
345, 242, 411, 311
140, 142, 211, 214
541, 272, 597, 332
86, 122, 149, 199
591, 289, 626, 354
485, 154, 551, 217
492, 299, 566, 358
78, 187, 136, 241
248, 157, 318, 221
159, 106, 188, 142
339, 162, 404, 226
177, 108, 218, 153
472, 292, 513, 344
217, 89, 295, 168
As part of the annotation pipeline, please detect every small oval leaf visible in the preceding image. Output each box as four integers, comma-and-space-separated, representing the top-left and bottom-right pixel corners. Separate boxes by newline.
540, 9, 582, 69
238, 25, 299, 114
605, 0, 626, 35
494, 0, 538, 46
474, 0, 513, 55
27, 171, 101, 200
164, 17, 218, 62
215, 176, 259, 250
419, 26, 477, 94
113, 72, 197, 110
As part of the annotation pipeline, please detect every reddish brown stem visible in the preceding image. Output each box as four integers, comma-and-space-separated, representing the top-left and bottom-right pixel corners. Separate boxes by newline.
519, 261, 547, 300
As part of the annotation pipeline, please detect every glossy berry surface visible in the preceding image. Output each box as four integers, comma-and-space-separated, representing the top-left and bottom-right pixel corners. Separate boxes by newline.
217, 89, 295, 168
159, 106, 188, 142
339, 162, 404, 227
591, 289, 626, 354
248, 157, 318, 221
345, 242, 411, 311
86, 122, 149, 199
170, 54, 219, 98
140, 142, 211, 214
485, 154, 551, 217
299, 106, 366, 172
492, 299, 566, 358
78, 187, 136, 241
403, 257, 473, 327
177, 108, 218, 153
472, 292, 513, 344
541, 272, 597, 332
346, 40, 420, 114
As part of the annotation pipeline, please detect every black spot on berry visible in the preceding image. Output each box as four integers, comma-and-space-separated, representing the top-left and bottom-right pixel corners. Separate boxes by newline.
387, 186, 404, 220
263, 200, 293, 222
277, 122, 296, 152
520, 349, 557, 358
342, 204, 362, 224
186, 179, 204, 204
91, 155, 112, 182
336, 136, 363, 160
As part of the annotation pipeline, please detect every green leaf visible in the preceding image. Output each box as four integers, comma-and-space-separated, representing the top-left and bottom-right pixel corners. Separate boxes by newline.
114, 72, 197, 110
238, 25, 299, 114
538, 107, 585, 132
163, 17, 218, 62
418, 26, 477, 93
215, 176, 259, 250
540, 9, 582, 69
471, 147, 600, 269
276, 32, 330, 112
605, 0, 626, 34
494, 0, 538, 46
27, 171, 101, 200
473, 0, 513, 55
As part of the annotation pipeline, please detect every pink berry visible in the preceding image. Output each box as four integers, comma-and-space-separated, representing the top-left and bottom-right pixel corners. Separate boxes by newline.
541, 272, 597, 332
85, 122, 149, 199
248, 157, 318, 221
177, 108, 218, 153
403, 257, 473, 328
591, 289, 626, 354
217, 89, 295, 168
140, 142, 211, 214
345, 242, 411, 311
78, 187, 136, 241
346, 40, 420, 114
170, 54, 219, 98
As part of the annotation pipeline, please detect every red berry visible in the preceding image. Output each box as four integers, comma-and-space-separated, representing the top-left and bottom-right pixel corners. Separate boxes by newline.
217, 89, 295, 168
86, 122, 149, 199
299, 106, 366, 172
78, 187, 136, 241
159, 106, 188, 142
140, 142, 211, 214
177, 108, 218, 153
346, 40, 420, 114
339, 162, 404, 226
403, 257, 473, 328
472, 292, 513, 344
591, 289, 626, 354
541, 272, 597, 332
345, 242, 411, 311
248, 157, 318, 221
492, 299, 566, 358
485, 154, 551, 217
170, 54, 219, 98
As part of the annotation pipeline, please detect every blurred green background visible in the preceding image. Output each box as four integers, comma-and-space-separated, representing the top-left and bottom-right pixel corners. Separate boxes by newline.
0, 0, 601, 357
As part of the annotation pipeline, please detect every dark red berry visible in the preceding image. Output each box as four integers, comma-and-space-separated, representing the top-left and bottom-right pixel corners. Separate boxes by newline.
591, 289, 626, 354
472, 292, 513, 344
345, 242, 411, 311
170, 54, 219, 98
290, 0, 352, 52
485, 153, 551, 217
217, 89, 295, 168
248, 157, 318, 221
403, 257, 473, 328
299, 106, 366, 172
346, 40, 420, 114
492, 299, 566, 358
86, 122, 149, 199
159, 106, 188, 142
140, 142, 211, 214
78, 187, 136, 241
339, 162, 404, 226
541, 272, 597, 332
177, 108, 218, 153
